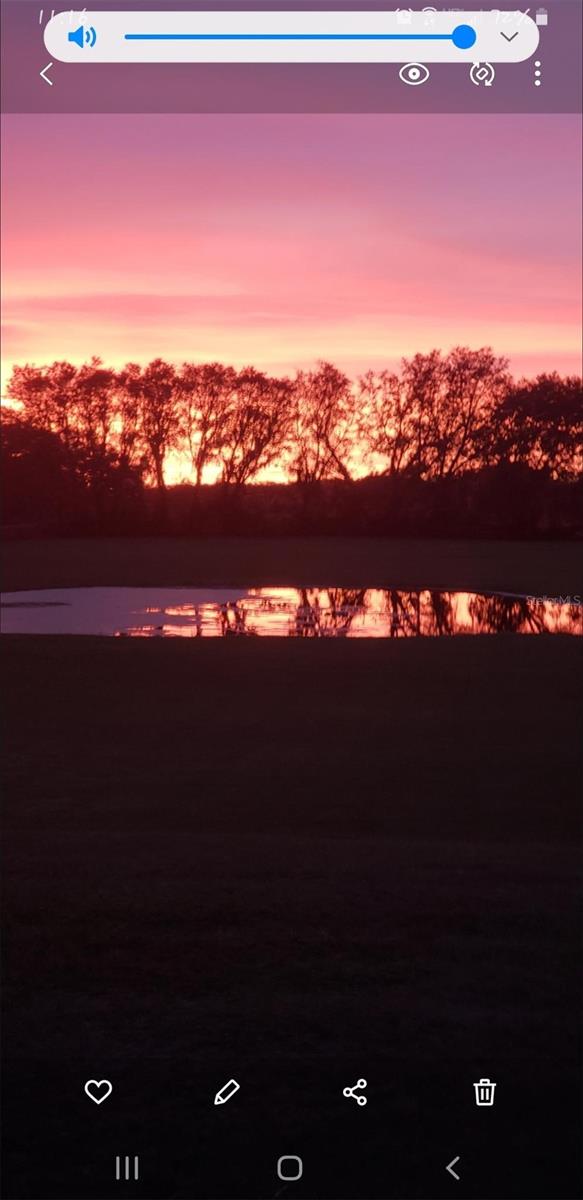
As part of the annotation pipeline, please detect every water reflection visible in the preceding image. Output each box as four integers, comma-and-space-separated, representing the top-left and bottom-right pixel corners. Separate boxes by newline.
1, 586, 581, 638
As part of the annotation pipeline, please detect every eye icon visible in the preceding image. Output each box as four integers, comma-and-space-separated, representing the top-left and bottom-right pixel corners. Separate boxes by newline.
399, 62, 430, 86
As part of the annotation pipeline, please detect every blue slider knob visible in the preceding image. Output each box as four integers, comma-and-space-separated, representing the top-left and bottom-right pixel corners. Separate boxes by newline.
452, 24, 477, 49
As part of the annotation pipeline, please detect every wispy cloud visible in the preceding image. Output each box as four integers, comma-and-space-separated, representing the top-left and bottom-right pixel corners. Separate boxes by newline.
2, 112, 581, 384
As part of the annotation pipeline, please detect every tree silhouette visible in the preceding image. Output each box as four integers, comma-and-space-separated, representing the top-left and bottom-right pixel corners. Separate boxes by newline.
1, 410, 144, 530
291, 361, 355, 482
8, 360, 80, 453
119, 359, 180, 491
5, 352, 582, 537
216, 367, 293, 484
178, 361, 236, 485
71, 359, 117, 457
1, 412, 79, 524
399, 347, 511, 478
491, 373, 583, 480
358, 369, 418, 477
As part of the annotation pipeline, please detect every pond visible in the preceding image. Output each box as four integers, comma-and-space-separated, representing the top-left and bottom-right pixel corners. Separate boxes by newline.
1, 586, 581, 638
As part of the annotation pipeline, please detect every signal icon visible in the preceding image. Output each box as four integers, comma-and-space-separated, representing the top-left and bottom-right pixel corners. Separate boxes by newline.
68, 25, 97, 49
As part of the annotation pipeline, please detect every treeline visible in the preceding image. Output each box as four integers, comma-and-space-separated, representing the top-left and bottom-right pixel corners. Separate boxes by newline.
3, 349, 582, 537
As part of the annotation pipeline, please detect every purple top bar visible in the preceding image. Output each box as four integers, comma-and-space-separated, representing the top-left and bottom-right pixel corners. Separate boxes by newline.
1, 0, 581, 113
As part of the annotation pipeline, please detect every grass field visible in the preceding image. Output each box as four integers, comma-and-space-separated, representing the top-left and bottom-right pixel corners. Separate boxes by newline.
2, 539, 582, 1198
3, 535, 583, 594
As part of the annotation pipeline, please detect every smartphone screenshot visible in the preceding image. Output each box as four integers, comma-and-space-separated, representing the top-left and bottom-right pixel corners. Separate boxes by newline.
1, 3, 582, 1198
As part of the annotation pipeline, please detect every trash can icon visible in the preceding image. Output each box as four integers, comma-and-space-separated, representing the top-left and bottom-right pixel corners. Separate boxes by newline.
474, 1078, 496, 1106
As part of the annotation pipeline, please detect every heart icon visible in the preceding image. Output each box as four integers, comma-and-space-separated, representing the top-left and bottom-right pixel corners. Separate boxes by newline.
84, 1079, 113, 1105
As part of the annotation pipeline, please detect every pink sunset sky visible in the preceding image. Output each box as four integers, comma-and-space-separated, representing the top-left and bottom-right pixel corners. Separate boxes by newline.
2, 112, 582, 393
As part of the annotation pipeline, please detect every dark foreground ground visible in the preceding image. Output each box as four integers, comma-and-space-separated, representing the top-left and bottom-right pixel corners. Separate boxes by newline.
3, 635, 582, 1200
2, 541, 582, 1200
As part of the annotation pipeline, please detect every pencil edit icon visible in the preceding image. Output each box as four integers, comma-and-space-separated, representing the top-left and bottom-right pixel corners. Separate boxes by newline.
214, 1079, 240, 1106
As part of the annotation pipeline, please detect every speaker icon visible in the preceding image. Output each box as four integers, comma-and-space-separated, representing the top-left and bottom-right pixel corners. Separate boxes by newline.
68, 25, 97, 49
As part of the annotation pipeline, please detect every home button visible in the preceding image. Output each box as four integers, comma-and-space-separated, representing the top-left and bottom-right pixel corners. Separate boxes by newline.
277, 1155, 303, 1182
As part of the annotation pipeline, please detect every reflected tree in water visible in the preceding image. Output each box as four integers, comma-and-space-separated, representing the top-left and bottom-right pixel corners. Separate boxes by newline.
468, 594, 582, 636
85, 588, 583, 640
219, 600, 255, 637
381, 590, 457, 638
292, 588, 367, 637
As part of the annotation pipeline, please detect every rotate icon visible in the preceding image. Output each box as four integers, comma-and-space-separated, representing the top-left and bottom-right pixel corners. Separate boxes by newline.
470, 62, 495, 86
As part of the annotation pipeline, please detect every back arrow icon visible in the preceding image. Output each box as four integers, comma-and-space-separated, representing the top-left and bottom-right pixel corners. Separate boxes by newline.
40, 62, 54, 86
446, 1156, 461, 1181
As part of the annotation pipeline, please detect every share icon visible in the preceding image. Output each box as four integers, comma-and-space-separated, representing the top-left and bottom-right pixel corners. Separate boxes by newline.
342, 1077, 367, 1106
